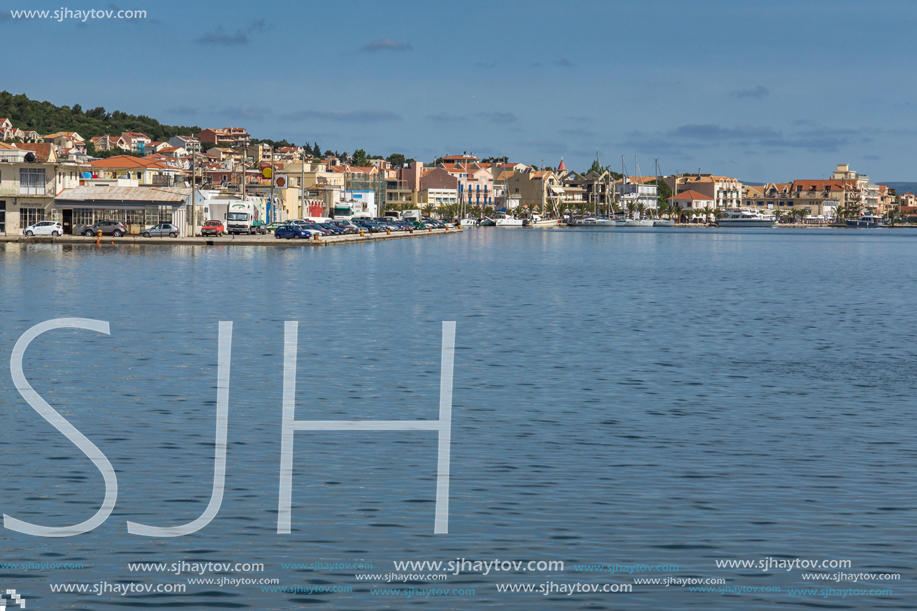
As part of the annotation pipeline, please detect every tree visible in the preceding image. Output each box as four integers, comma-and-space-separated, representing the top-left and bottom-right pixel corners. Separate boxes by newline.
351, 149, 368, 166
387, 153, 406, 167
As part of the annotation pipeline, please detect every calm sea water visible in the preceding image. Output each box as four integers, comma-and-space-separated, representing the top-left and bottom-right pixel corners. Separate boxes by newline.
1, 228, 915, 610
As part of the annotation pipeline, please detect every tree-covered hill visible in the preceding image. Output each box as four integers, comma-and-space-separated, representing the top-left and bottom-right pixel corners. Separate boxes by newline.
0, 91, 200, 142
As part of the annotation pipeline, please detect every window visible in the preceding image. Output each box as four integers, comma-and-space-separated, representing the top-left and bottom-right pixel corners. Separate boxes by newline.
0, 200, 5, 233
74, 208, 94, 227
20, 168, 46, 195
20, 207, 45, 228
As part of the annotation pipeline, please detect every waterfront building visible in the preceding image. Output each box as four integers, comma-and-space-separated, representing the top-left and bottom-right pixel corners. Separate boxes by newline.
87, 155, 186, 188
0, 142, 86, 235
54, 186, 193, 235
664, 174, 742, 209
616, 176, 659, 211
669, 190, 713, 212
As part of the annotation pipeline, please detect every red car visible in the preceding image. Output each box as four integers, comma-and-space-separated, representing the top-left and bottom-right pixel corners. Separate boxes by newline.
201, 220, 224, 237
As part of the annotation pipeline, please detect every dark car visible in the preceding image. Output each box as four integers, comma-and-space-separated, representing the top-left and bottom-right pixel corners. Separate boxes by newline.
354, 219, 383, 233
201, 220, 224, 236
140, 223, 180, 238
274, 224, 315, 239
318, 223, 345, 235
79, 220, 127, 237
331, 220, 360, 234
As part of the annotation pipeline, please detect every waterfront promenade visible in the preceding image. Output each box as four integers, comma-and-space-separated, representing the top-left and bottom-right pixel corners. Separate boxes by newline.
0, 226, 461, 247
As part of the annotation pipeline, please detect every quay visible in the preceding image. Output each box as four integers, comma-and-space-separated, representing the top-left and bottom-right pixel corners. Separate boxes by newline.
0, 227, 462, 247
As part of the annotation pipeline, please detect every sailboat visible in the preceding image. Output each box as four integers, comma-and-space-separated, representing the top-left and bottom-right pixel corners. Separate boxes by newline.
653, 160, 674, 227
621, 156, 654, 227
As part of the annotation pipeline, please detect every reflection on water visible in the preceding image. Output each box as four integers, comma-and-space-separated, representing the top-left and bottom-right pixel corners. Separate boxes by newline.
0, 229, 915, 610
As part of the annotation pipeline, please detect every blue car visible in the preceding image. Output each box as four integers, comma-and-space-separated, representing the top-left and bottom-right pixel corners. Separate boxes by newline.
274, 224, 315, 239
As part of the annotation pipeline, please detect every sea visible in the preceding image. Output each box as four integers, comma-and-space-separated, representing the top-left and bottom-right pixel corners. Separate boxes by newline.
0, 227, 915, 610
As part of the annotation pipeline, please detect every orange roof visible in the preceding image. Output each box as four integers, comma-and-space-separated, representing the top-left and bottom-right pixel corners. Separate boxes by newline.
672, 190, 713, 201
14, 142, 55, 161
88, 155, 173, 169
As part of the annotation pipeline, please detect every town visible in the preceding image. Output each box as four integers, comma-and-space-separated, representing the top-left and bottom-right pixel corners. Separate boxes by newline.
0, 118, 910, 237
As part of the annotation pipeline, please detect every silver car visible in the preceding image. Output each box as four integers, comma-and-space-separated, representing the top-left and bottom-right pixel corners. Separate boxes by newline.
140, 223, 180, 238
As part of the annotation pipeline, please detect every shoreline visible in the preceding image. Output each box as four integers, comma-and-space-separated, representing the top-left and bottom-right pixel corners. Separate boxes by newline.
0, 227, 462, 246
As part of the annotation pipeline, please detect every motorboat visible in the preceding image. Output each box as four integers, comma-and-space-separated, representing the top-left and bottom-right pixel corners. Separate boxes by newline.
479, 217, 497, 227
459, 218, 478, 227
653, 218, 675, 227
846, 214, 886, 228
495, 216, 526, 227
569, 216, 615, 227
716, 209, 777, 227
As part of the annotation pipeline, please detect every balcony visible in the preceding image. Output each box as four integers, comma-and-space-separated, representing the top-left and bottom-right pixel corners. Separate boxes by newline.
19, 185, 47, 196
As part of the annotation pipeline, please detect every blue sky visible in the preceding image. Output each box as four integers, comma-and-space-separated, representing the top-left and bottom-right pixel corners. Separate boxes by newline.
2, 0, 915, 181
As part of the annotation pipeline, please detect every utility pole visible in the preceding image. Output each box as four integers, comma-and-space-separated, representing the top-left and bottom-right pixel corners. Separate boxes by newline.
190, 134, 196, 237
300, 148, 306, 219
270, 143, 275, 223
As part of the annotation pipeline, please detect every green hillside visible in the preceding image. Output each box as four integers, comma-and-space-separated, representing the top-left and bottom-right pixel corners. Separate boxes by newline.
0, 91, 200, 143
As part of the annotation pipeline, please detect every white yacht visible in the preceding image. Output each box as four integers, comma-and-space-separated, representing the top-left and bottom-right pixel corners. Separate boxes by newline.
716, 209, 777, 228
846, 214, 886, 228
569, 216, 615, 227
623, 218, 655, 227
653, 218, 675, 227
495, 216, 526, 227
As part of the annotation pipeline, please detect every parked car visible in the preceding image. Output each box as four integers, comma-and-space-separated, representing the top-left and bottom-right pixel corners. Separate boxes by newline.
201, 220, 225, 236
354, 219, 383, 233
331, 220, 360, 234
23, 220, 63, 237
274, 224, 315, 239
264, 221, 285, 233
318, 223, 346, 235
79, 220, 127, 237
301, 223, 332, 235
140, 223, 180, 238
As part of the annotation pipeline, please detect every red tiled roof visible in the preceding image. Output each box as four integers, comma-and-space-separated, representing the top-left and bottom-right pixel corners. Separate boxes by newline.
672, 190, 713, 201
14, 142, 55, 161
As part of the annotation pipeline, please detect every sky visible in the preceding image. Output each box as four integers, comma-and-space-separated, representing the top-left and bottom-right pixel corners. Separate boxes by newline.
2, 0, 916, 181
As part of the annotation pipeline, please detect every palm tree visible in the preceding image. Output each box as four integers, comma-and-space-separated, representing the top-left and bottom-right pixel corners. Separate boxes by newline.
422, 203, 435, 218
657, 201, 670, 219
672, 204, 684, 223
636, 202, 647, 219
625, 201, 637, 219
699, 206, 714, 224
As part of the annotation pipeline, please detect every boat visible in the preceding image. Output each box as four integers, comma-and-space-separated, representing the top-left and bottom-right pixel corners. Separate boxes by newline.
716, 209, 777, 227
846, 214, 886, 228
479, 217, 497, 227
528, 214, 559, 228
653, 219, 675, 227
623, 218, 655, 227
459, 218, 478, 227
495, 215, 526, 227
569, 216, 615, 227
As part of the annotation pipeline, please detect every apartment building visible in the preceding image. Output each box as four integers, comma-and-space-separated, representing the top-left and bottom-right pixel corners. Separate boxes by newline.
0, 143, 86, 234
197, 127, 251, 148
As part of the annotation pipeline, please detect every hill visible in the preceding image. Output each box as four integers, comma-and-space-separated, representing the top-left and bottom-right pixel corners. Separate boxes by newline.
0, 91, 200, 143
